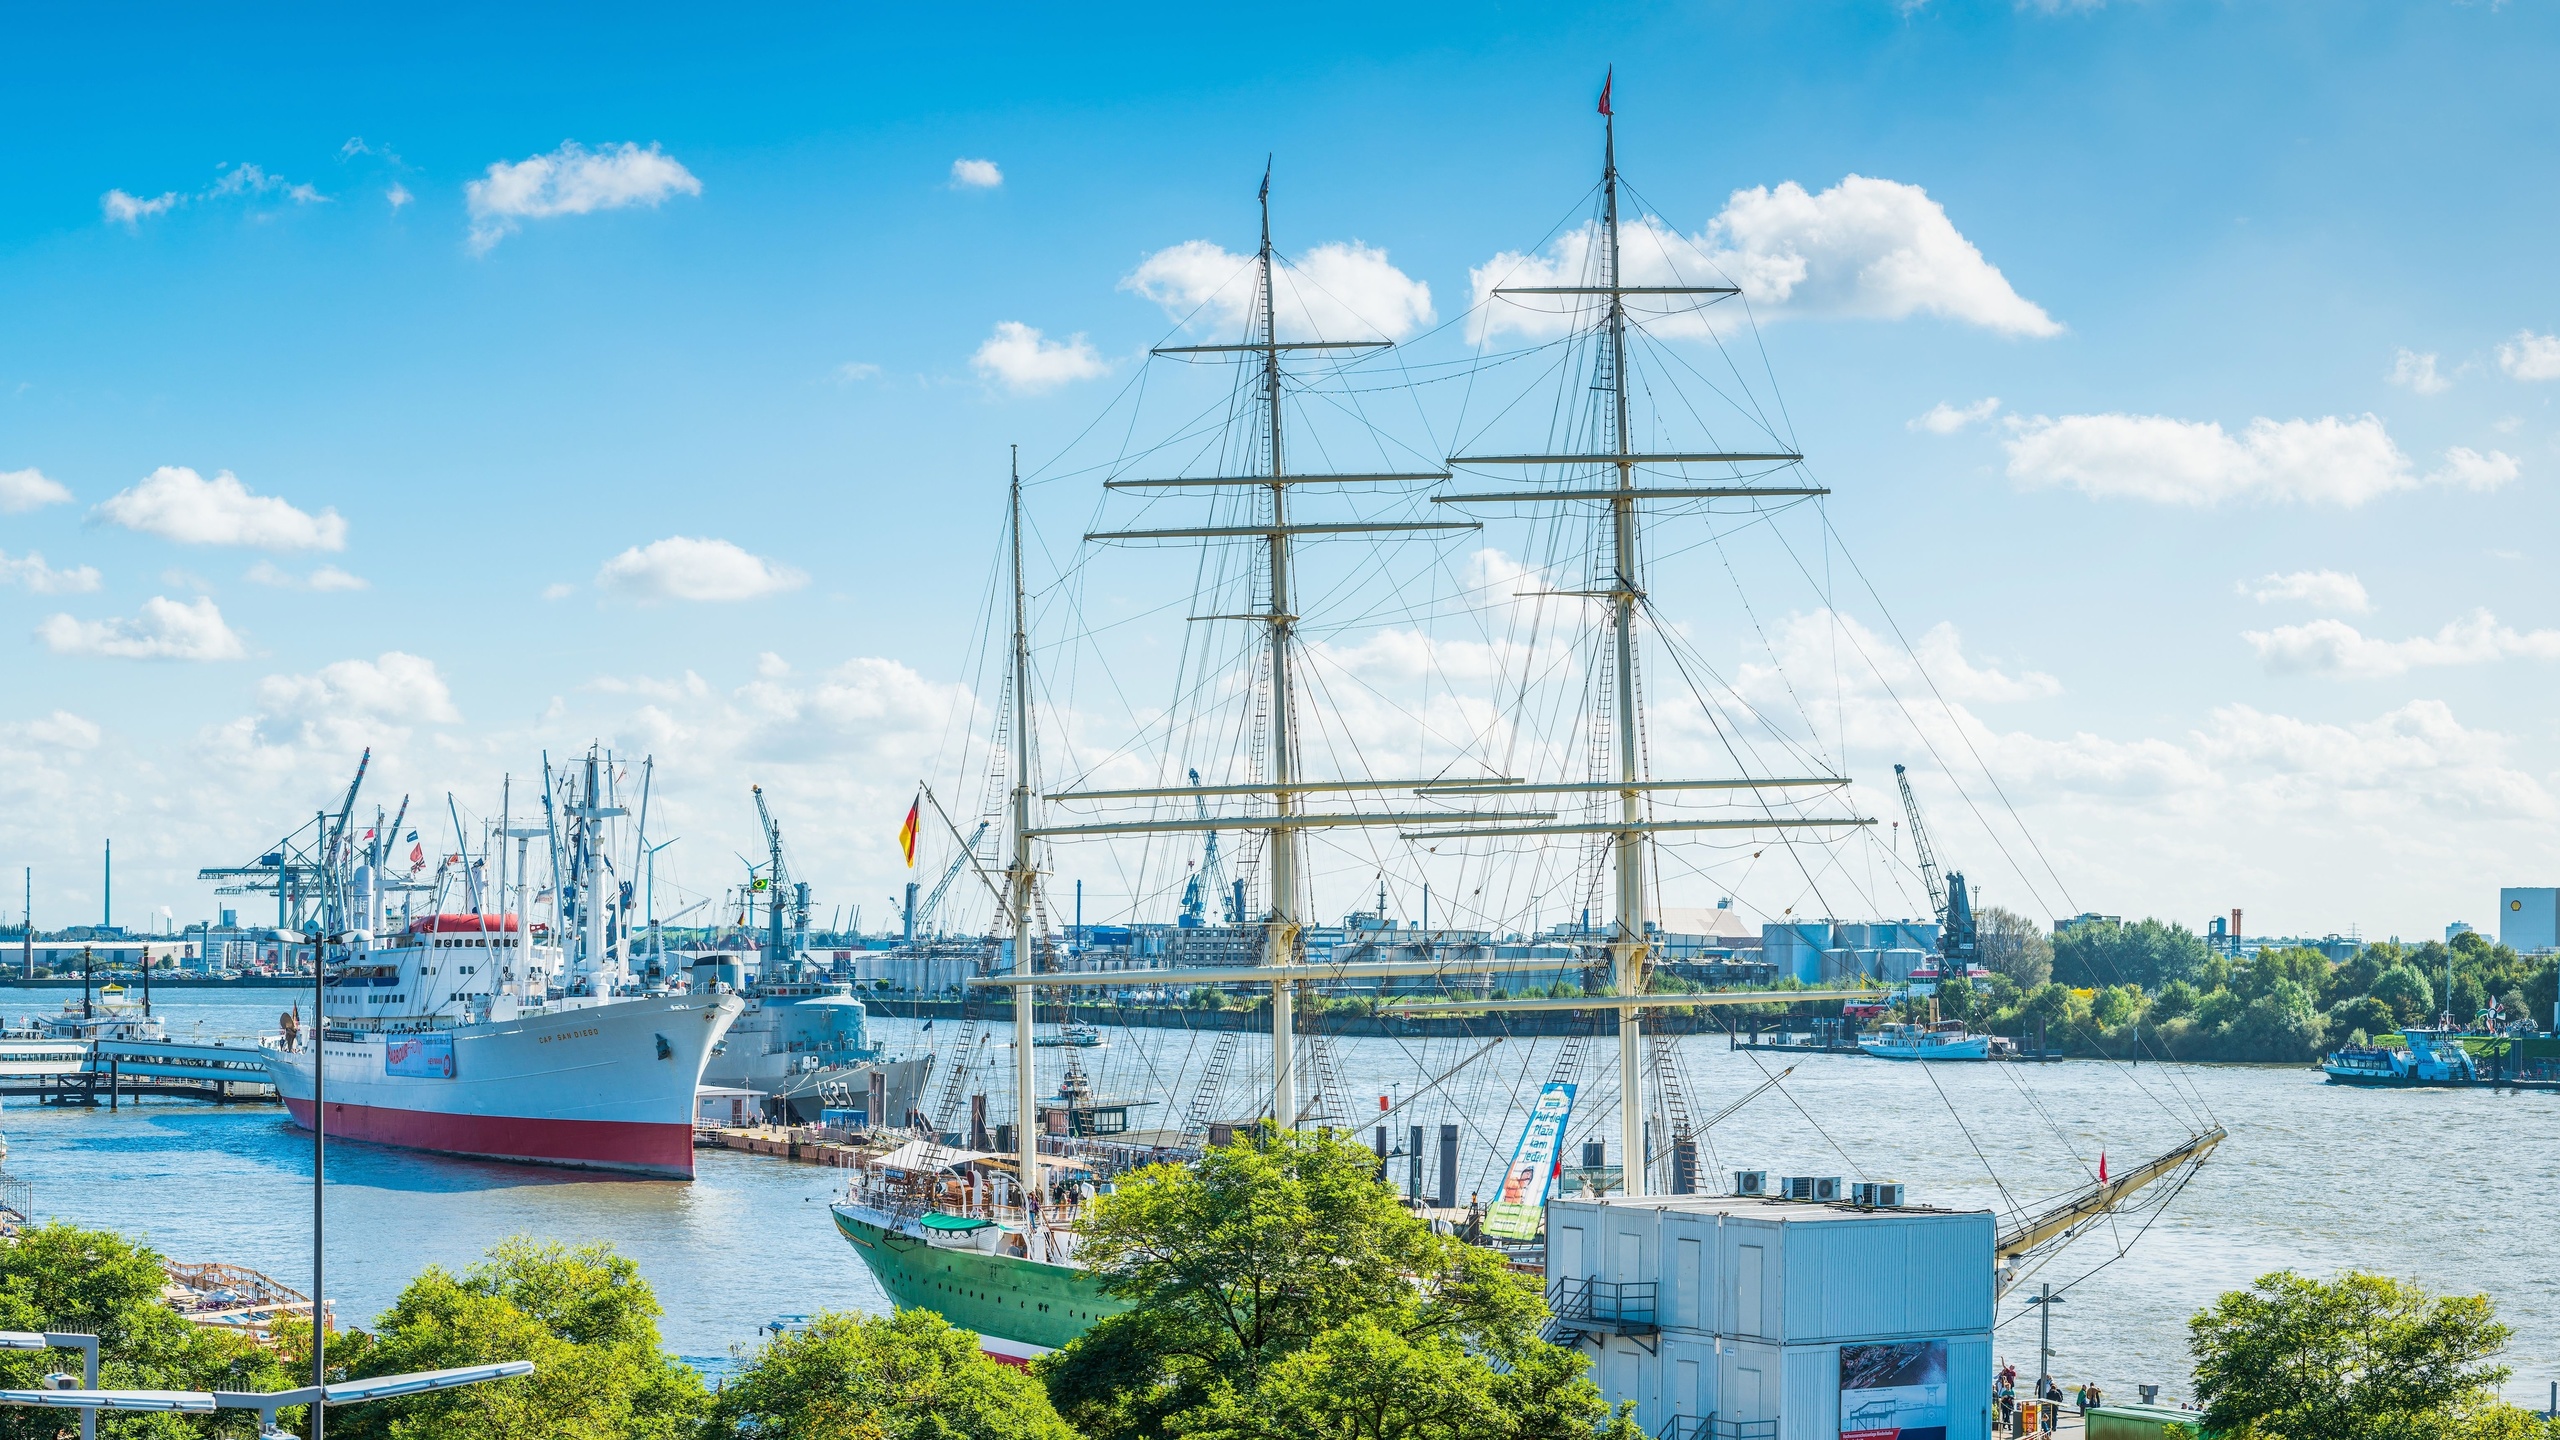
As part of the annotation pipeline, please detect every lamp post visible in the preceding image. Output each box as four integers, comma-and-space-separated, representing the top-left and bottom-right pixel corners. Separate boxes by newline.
2026, 1282, 2065, 1396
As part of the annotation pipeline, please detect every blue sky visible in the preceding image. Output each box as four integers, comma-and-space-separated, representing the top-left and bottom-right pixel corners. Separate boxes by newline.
4, 1, 2558, 942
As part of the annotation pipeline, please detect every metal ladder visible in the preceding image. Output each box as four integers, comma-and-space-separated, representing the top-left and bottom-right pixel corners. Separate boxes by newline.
1182, 1031, 1240, 1145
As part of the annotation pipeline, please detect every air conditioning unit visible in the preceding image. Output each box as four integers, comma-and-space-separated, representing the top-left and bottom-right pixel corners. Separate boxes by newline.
1783, 1176, 1842, 1203
1852, 1181, 1906, 1209
1733, 1170, 1768, 1197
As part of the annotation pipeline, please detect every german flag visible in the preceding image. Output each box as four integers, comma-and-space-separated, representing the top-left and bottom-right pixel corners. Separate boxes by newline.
899, 797, 920, 867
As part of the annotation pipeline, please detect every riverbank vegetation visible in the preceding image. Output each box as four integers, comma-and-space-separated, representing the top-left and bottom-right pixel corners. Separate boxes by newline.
1923, 913, 2559, 1065
2188, 1270, 2558, 1439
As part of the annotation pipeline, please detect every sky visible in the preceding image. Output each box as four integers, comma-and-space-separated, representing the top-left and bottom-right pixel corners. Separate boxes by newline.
3, 0, 2559, 945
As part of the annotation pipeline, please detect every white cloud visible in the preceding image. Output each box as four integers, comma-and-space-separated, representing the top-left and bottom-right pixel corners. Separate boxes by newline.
95, 466, 348, 550
1125, 239, 1434, 341
2243, 609, 2560, 680
971, 321, 1109, 393
386, 182, 412, 211
101, 189, 179, 225
38, 595, 246, 661
2388, 348, 2451, 395
950, 158, 1002, 189
0, 551, 103, 595
465, 141, 701, 253
209, 164, 323, 204
542, 582, 576, 601
596, 536, 806, 602
834, 362, 883, 383
246, 560, 368, 591
258, 651, 458, 727
2003, 412, 2517, 507
1473, 176, 2056, 341
2497, 330, 2560, 382
2242, 570, 2370, 613
0, 468, 73, 512
1909, 397, 2001, 434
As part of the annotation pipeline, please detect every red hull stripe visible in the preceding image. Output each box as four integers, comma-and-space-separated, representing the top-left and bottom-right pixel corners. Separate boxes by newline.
283, 1098, 696, 1178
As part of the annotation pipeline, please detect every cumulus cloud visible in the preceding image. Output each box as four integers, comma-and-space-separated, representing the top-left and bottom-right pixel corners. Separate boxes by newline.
2003, 412, 2516, 506
1910, 398, 2001, 434
2242, 570, 2369, 613
1125, 239, 1434, 341
950, 158, 1002, 189
38, 596, 246, 661
247, 560, 368, 591
94, 466, 348, 550
258, 651, 458, 728
386, 183, 413, 211
101, 189, 179, 225
0, 551, 103, 595
465, 141, 701, 253
1473, 176, 2056, 341
209, 164, 323, 205
2387, 349, 2451, 395
0, 468, 73, 512
596, 537, 806, 602
2498, 331, 2560, 382
971, 321, 1109, 393
2243, 609, 2560, 680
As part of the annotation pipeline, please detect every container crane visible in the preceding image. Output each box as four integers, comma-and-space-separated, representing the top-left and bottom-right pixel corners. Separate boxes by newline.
1893, 763, 1977, 969
751, 784, 811, 965
912, 822, 990, 938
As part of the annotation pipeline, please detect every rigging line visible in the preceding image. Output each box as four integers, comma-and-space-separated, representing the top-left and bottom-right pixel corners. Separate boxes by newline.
1919, 1059, 2023, 1221
1712, 1012, 1866, 1182
1760, 513, 2061, 922
1808, 502, 2081, 919
1990, 1157, 2208, 1333
1611, 174, 1795, 449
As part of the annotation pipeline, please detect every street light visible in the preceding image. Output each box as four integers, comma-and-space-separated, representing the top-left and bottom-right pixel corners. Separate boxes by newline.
0, 1357, 538, 1439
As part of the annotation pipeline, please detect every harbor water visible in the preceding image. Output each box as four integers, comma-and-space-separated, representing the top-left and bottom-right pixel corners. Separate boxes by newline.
16, 989, 2555, 1401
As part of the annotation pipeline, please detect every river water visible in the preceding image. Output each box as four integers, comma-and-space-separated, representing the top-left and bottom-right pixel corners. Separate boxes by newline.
19, 991, 2555, 1403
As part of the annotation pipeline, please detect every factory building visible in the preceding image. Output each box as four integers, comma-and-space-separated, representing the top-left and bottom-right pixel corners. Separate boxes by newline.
1761, 920, 1939, 985
1550, 1187, 1996, 1439
2500, 888, 2560, 954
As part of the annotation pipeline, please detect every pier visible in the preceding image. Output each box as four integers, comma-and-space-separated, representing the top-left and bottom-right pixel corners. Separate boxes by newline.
2, 1038, 275, 1105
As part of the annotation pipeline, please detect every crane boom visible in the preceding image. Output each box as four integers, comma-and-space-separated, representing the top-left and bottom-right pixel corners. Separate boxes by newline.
914, 822, 990, 935
1893, 764, 1947, 919
753, 784, 790, 963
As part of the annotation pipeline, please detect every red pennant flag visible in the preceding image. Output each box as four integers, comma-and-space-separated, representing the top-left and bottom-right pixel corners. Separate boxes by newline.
1598, 68, 1613, 117
2098, 1151, 2109, 1184
409, 843, 426, 870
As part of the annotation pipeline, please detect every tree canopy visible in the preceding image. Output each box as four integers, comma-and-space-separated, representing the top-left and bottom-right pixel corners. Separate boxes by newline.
0, 1223, 289, 1440
319, 1237, 706, 1440
1039, 1128, 1633, 1440
704, 1308, 1075, 1440
2189, 1270, 2557, 1440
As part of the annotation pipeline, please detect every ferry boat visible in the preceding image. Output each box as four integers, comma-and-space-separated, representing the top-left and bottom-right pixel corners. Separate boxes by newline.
260, 749, 743, 1177
2321, 1027, 2482, 1086
1858, 1020, 1993, 1061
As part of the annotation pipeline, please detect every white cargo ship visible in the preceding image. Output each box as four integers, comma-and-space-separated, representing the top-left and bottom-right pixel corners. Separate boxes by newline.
261, 748, 742, 1178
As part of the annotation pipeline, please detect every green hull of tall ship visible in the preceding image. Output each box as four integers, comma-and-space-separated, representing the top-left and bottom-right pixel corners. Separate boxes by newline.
830, 1202, 1128, 1364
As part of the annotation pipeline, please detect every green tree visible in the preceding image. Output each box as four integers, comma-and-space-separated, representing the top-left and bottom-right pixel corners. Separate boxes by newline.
704, 1309, 1074, 1440
0, 1224, 291, 1438
1042, 1129, 1617, 1440
2371, 965, 2436, 1025
1166, 1314, 1639, 1440
324, 1238, 706, 1440
2327, 995, 2396, 1043
2152, 979, 2201, 1022
1976, 907, 2053, 988
2091, 984, 2144, 1029
2054, 918, 2208, 991
2190, 1270, 2555, 1440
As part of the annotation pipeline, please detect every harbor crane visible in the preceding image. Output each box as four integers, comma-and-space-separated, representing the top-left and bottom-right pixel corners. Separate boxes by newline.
1176, 768, 1238, 927
198, 750, 373, 939
912, 821, 990, 938
1893, 763, 1978, 970
750, 784, 811, 962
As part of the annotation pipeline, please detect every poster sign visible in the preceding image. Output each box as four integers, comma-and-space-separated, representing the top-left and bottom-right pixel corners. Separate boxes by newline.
1484, 1081, 1575, 1240
386, 1032, 457, 1079
1840, 1339, 1948, 1440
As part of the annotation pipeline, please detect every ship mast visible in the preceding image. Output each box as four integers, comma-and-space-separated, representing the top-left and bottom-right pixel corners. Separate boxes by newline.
1598, 95, 1649, 1192
1254, 171, 1307, 1130
1006, 448, 1042, 1205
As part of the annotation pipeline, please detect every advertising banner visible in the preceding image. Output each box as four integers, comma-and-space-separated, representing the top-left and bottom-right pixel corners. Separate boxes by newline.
386, 1032, 457, 1079
1484, 1081, 1575, 1240
1840, 1339, 1948, 1440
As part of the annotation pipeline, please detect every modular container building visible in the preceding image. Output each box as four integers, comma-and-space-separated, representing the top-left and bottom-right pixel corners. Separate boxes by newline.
1547, 1190, 1996, 1440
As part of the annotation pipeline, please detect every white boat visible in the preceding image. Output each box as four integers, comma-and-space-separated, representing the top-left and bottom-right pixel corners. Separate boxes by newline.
259, 748, 744, 1178
694, 953, 932, 1125
1858, 1021, 1992, 1061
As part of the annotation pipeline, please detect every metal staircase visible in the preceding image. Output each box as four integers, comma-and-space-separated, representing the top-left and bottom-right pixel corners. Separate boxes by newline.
1181, 1031, 1240, 1145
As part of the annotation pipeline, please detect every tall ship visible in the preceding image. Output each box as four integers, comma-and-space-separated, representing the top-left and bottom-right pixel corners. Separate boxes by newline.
831, 92, 2225, 1369
259, 748, 741, 1178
